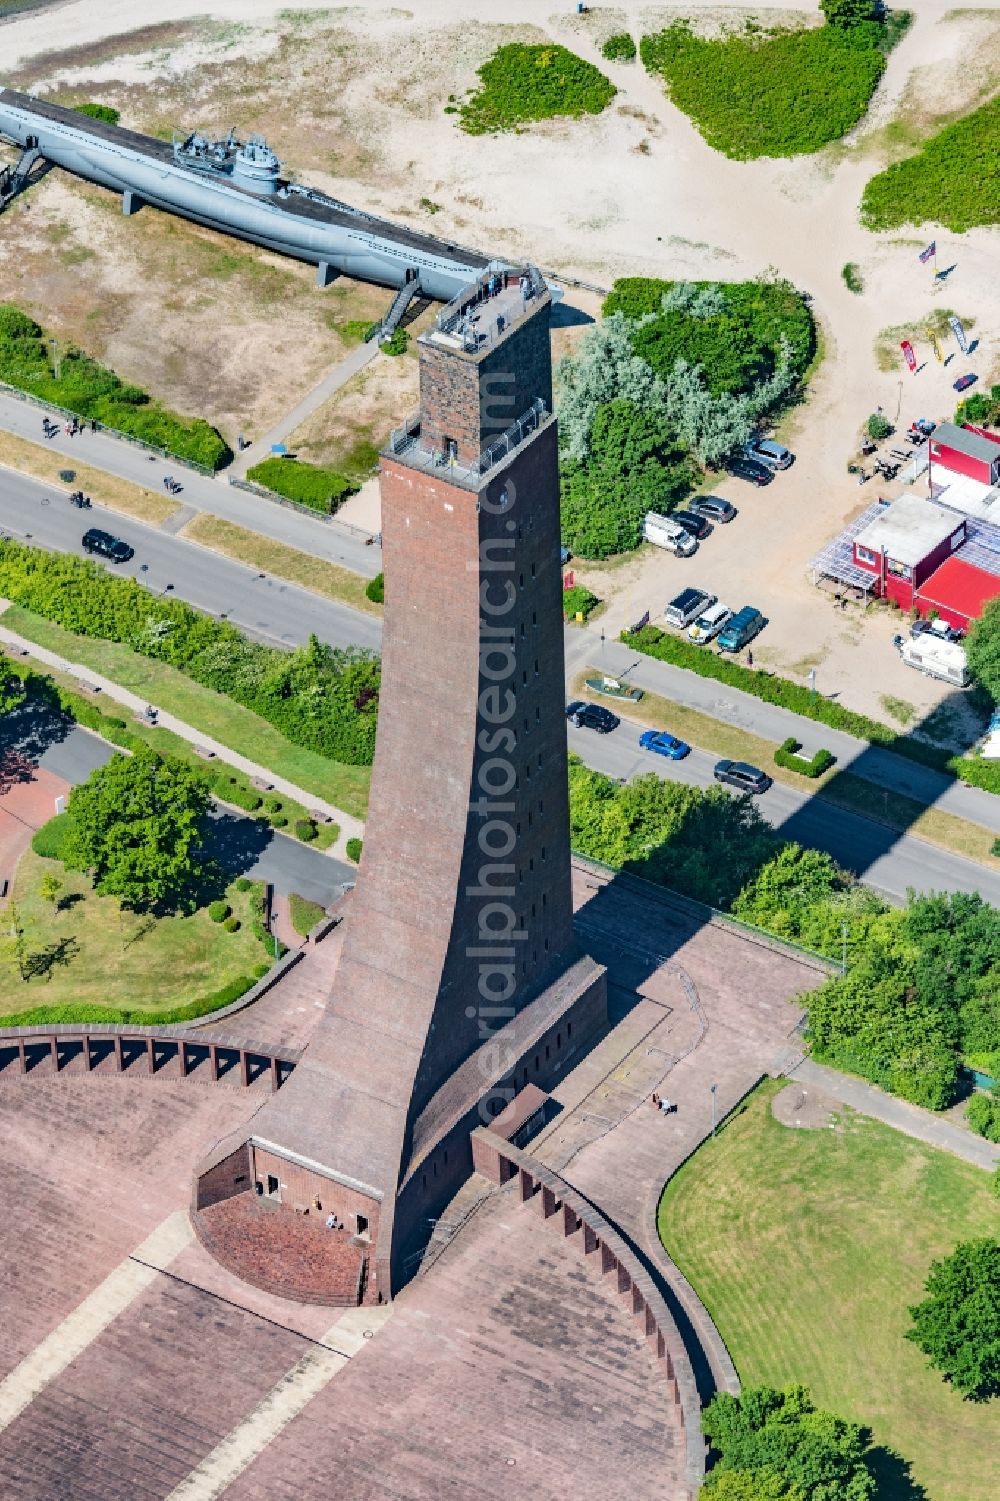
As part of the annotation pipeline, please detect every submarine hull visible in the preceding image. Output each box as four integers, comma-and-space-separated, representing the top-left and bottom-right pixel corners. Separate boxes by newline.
0, 87, 491, 302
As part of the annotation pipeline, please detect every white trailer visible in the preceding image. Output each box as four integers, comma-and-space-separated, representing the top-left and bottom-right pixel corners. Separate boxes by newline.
896, 635, 970, 687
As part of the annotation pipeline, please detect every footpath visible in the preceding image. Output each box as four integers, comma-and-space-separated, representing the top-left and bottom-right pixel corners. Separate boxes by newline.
565, 627, 1000, 838
0, 619, 365, 861
789, 1058, 1000, 1171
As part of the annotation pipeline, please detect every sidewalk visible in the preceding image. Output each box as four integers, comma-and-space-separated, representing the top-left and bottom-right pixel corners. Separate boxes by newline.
0, 621, 365, 860
566, 626, 1000, 837
0, 389, 381, 578
789, 1058, 1000, 1170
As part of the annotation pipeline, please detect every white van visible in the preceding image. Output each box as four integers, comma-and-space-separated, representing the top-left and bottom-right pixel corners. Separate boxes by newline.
897, 635, 970, 687
643, 512, 697, 557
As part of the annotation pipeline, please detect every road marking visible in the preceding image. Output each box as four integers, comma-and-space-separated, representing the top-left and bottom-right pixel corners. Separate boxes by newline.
165, 1306, 392, 1500
0, 1211, 192, 1432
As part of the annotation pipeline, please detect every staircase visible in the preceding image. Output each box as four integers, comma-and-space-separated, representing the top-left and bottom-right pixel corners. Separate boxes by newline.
378, 270, 422, 340
0, 146, 50, 213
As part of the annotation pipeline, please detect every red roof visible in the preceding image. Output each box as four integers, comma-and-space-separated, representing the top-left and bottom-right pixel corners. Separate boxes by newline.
917, 556, 1000, 623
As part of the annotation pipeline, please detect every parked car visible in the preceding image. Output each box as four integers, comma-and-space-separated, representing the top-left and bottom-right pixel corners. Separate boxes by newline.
82, 528, 134, 563
672, 509, 712, 540
725, 455, 773, 486
565, 700, 620, 733
717, 605, 767, 653
642, 512, 697, 557
688, 601, 732, 645
953, 373, 977, 393
911, 617, 964, 644
687, 495, 736, 524
663, 587, 715, 630
713, 759, 772, 795
639, 729, 690, 760
744, 438, 793, 471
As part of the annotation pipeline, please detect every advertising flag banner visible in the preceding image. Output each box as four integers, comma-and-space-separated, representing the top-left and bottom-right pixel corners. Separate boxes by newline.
949, 315, 969, 354
900, 339, 917, 373
918, 241, 937, 264
928, 329, 943, 363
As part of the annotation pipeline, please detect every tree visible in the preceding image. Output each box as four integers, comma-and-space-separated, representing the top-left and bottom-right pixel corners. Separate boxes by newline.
39, 872, 62, 905
820, 0, 877, 28
965, 1091, 1000, 1144
867, 412, 892, 440
965, 595, 1000, 702
703, 1385, 876, 1501
706, 1470, 806, 1501
62, 748, 211, 913
907, 1238, 1000, 1401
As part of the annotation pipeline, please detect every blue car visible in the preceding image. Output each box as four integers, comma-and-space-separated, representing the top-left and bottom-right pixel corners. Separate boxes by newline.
640, 729, 691, 760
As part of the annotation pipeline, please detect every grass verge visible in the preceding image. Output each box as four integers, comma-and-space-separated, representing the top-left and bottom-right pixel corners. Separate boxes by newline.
288, 892, 327, 937
181, 514, 381, 616
0, 431, 179, 525
0, 853, 267, 1019
580, 669, 1000, 868
657, 1079, 998, 1501
3, 606, 371, 818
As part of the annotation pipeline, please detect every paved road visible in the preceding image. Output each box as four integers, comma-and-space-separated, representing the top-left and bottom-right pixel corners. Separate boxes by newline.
567, 717, 1000, 907
0, 388, 382, 578
0, 467, 382, 653
37, 725, 355, 906
566, 629, 1000, 836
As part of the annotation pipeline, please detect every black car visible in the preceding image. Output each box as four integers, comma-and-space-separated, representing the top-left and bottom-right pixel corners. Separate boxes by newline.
565, 700, 620, 733
688, 495, 736, 524
672, 509, 712, 540
82, 528, 134, 563
725, 456, 773, 487
713, 759, 772, 795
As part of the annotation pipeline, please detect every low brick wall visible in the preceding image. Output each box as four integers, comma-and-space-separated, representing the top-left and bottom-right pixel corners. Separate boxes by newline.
471, 1126, 705, 1499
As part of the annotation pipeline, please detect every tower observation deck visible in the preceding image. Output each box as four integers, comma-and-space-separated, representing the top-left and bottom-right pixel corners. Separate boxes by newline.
194, 264, 607, 1299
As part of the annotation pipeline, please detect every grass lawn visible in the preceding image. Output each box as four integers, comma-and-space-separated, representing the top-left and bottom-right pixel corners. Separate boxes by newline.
577, 669, 998, 868
181, 513, 380, 616
3, 606, 372, 819
658, 1080, 998, 1501
0, 431, 179, 525
0, 850, 267, 1021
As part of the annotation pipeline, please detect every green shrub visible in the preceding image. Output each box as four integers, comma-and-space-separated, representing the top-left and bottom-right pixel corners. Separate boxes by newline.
0, 303, 229, 468
841, 261, 864, 293
956, 385, 1000, 429
207, 900, 230, 923
209, 773, 263, 812
246, 456, 357, 514
76, 102, 121, 125
263, 795, 284, 814
346, 836, 363, 863
602, 32, 636, 62
289, 892, 326, 937
773, 737, 835, 778
366, 572, 384, 604
293, 818, 318, 842
861, 93, 1000, 232
821, 0, 877, 25
270, 813, 288, 829
380, 328, 409, 357
640, 20, 891, 159
966, 1091, 1000, 1143
234, 876, 252, 892
562, 585, 600, 621
30, 811, 73, 861
223, 915, 240, 932
0, 540, 380, 766
867, 412, 892, 440
460, 43, 616, 134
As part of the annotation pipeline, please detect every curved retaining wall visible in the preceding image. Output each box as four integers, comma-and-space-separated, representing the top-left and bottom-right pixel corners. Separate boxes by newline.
471, 1126, 705, 1499
0, 1028, 298, 1089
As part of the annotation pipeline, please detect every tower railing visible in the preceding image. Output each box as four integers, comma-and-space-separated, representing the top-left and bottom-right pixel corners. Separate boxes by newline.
386, 398, 550, 485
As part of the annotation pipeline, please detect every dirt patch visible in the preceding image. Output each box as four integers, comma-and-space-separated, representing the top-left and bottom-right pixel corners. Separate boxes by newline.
771, 1080, 839, 1131
287, 344, 423, 476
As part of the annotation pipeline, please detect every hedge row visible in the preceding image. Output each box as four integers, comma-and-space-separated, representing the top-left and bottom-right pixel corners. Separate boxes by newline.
0, 540, 379, 765
0, 969, 268, 1029
246, 456, 357, 514
626, 623, 1000, 792
774, 737, 836, 779
0, 304, 230, 469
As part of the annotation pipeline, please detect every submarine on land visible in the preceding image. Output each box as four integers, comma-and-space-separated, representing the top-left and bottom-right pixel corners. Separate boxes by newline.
0, 87, 498, 304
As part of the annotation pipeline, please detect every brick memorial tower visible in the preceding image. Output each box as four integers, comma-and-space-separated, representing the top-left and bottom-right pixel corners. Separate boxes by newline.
195, 264, 607, 1298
